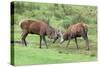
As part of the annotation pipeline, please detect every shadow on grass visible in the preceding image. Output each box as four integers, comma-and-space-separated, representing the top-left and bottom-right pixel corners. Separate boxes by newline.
11, 40, 22, 44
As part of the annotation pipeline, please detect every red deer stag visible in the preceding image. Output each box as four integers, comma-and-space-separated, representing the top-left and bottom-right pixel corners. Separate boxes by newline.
19, 19, 58, 48
60, 22, 89, 50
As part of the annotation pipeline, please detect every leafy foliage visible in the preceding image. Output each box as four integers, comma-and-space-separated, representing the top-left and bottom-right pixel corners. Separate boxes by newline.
11, 1, 97, 29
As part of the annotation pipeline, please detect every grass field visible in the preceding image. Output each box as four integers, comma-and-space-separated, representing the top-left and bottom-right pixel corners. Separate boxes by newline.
11, 24, 97, 66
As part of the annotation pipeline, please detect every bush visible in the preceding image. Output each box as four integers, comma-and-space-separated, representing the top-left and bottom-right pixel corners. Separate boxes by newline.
12, 1, 97, 26
61, 16, 74, 28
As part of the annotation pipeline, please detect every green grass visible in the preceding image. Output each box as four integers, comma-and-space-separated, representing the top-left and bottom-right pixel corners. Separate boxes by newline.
13, 44, 96, 66
11, 24, 97, 66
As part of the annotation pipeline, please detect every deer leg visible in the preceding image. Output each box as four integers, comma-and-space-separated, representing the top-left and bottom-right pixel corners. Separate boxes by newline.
75, 37, 79, 49
21, 31, 28, 46
43, 36, 48, 48
40, 35, 42, 48
82, 32, 89, 50
53, 37, 58, 43
66, 39, 70, 48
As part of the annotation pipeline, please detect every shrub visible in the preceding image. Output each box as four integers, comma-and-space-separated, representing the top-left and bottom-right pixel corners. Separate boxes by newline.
61, 16, 74, 28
